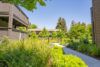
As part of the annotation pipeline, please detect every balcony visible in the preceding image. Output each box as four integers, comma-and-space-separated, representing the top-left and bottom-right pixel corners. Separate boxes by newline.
0, 1, 29, 27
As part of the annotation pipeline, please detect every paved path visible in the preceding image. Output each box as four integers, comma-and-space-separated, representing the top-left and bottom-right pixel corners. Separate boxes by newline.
52, 43, 100, 67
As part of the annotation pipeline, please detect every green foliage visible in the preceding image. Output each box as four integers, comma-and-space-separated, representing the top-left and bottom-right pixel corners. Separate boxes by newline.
68, 22, 87, 39
28, 30, 31, 37
0, 39, 87, 67
0, 39, 52, 67
31, 31, 38, 38
80, 33, 90, 44
28, 24, 38, 29
53, 46, 64, 54
3, 0, 47, 11
57, 30, 66, 39
39, 28, 49, 37
87, 24, 92, 36
1, 36, 9, 46
52, 54, 88, 67
19, 27, 27, 32
77, 44, 90, 52
68, 41, 79, 49
90, 45, 100, 56
51, 31, 57, 38
52, 46, 88, 67
68, 38, 100, 56
56, 17, 67, 33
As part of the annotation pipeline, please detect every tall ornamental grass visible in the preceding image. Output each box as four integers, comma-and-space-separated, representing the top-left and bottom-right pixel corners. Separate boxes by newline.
0, 38, 88, 67
0, 39, 52, 67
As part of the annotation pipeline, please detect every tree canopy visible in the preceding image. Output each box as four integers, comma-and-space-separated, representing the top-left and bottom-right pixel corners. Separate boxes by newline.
51, 31, 57, 38
57, 30, 66, 39
68, 21, 92, 39
28, 24, 38, 29
39, 28, 49, 37
68, 22, 87, 39
56, 17, 67, 33
2, 0, 47, 11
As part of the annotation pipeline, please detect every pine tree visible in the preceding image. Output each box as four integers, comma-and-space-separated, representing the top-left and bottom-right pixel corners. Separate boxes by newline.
56, 17, 67, 33
71, 20, 76, 26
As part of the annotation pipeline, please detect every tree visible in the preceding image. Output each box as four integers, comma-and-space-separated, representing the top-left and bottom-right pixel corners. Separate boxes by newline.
28, 30, 31, 37
39, 28, 49, 37
57, 30, 66, 39
51, 31, 57, 38
31, 31, 38, 38
28, 24, 38, 29
56, 17, 67, 33
68, 23, 86, 39
82, 22, 86, 26
2, 0, 47, 11
71, 20, 76, 26
87, 24, 92, 38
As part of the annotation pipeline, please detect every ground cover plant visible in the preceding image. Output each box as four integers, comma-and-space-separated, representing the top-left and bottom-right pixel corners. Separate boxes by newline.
67, 38, 100, 57
52, 46, 88, 67
0, 37, 88, 67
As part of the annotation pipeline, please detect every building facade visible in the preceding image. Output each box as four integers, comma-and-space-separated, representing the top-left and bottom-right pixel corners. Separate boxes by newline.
0, 1, 29, 40
29, 29, 59, 36
92, 0, 100, 46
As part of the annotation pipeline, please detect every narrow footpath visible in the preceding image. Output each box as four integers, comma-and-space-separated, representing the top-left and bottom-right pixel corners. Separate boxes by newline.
52, 43, 100, 67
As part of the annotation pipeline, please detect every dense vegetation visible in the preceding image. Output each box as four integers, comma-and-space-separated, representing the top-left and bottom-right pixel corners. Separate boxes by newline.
67, 36, 100, 57
68, 21, 92, 39
0, 37, 88, 67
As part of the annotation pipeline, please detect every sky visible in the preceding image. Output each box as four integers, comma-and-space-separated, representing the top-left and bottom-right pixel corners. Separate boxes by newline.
21, 0, 92, 30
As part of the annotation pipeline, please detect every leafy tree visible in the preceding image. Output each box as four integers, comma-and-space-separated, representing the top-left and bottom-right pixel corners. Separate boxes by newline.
51, 31, 57, 38
31, 31, 38, 38
39, 28, 49, 37
87, 24, 92, 36
68, 23, 86, 39
2, 0, 47, 11
57, 30, 66, 39
28, 30, 31, 37
56, 17, 67, 33
28, 24, 38, 29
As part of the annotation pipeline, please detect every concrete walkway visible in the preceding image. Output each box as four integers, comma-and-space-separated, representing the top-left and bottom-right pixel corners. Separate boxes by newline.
52, 43, 100, 67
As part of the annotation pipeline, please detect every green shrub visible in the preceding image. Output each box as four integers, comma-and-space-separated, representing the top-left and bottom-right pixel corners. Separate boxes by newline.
52, 46, 88, 67
77, 44, 90, 52
0, 39, 88, 67
80, 39, 89, 44
53, 46, 64, 54
90, 45, 100, 56
52, 54, 88, 67
1, 36, 9, 45
31, 31, 38, 38
68, 41, 79, 49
